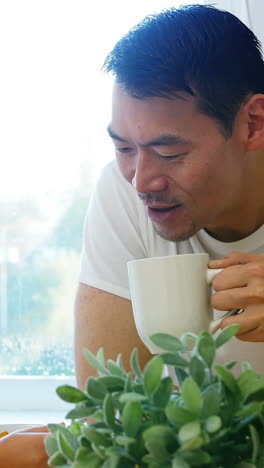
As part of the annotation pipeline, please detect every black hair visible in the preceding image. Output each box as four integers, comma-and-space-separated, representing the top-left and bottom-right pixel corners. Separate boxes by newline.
103, 4, 264, 136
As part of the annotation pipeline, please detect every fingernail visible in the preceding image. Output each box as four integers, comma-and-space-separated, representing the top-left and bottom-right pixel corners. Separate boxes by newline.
209, 260, 221, 266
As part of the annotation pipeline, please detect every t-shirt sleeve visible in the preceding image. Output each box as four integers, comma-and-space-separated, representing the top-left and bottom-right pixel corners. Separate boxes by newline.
79, 161, 148, 299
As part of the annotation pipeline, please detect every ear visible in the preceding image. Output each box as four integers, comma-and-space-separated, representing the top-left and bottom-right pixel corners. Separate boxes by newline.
243, 94, 264, 151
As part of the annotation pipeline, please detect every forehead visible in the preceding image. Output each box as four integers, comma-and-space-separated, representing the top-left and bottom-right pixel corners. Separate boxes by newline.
111, 83, 201, 142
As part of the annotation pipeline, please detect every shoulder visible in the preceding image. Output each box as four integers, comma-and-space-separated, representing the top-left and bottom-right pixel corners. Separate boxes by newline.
96, 160, 133, 192
92, 160, 139, 217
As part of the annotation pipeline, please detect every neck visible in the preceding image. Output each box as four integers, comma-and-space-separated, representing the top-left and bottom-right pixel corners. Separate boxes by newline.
205, 221, 264, 242
205, 150, 264, 242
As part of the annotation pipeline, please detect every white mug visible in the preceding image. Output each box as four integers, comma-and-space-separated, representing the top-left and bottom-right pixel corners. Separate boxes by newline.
127, 253, 225, 354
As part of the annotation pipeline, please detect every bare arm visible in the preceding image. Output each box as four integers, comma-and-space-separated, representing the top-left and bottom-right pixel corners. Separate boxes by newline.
0, 427, 49, 468
74, 283, 152, 390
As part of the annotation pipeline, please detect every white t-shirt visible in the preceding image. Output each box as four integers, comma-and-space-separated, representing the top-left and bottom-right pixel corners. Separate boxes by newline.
80, 160, 264, 375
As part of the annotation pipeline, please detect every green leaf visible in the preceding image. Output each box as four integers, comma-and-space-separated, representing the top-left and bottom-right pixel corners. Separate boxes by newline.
73, 450, 102, 468
115, 435, 136, 445
101, 456, 120, 468
175, 368, 189, 387
189, 356, 205, 387
124, 372, 133, 393
205, 415, 222, 433
219, 391, 237, 427
98, 376, 124, 392
150, 333, 185, 353
65, 403, 97, 420
143, 424, 175, 443
70, 421, 83, 437
82, 426, 110, 447
45, 434, 59, 456
133, 382, 145, 395
215, 324, 240, 348
165, 406, 194, 426
250, 424, 259, 464
143, 425, 176, 462
96, 347, 106, 367
104, 446, 129, 457
87, 377, 107, 400
235, 401, 263, 419
130, 348, 142, 379
119, 392, 147, 403
143, 355, 163, 395
178, 421, 201, 444
200, 387, 221, 418
241, 361, 253, 371
91, 441, 105, 459
107, 359, 126, 378
226, 360, 238, 370
116, 353, 124, 369
172, 455, 191, 467
161, 352, 189, 368
56, 385, 87, 403
152, 376, 173, 408
103, 393, 116, 429
180, 332, 198, 349
122, 401, 142, 437
182, 377, 202, 416
214, 365, 239, 394
83, 349, 109, 376
179, 435, 204, 451
234, 463, 256, 468
48, 424, 75, 445
237, 369, 264, 399
88, 409, 104, 422
48, 451, 67, 466
197, 332, 215, 366
181, 449, 212, 466
57, 432, 75, 462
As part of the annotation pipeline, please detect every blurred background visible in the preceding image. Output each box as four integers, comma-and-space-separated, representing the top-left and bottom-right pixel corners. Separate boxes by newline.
0, 0, 262, 377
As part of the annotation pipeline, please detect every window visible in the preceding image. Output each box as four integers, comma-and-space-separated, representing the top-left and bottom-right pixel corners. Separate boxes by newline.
0, 0, 200, 412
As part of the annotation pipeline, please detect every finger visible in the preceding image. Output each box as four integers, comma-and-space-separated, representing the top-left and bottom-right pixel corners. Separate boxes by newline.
212, 264, 248, 291
236, 323, 264, 342
212, 278, 264, 309
209, 252, 264, 268
220, 304, 264, 334
211, 287, 249, 310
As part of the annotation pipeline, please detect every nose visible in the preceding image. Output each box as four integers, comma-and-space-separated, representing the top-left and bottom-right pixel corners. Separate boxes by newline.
131, 150, 169, 194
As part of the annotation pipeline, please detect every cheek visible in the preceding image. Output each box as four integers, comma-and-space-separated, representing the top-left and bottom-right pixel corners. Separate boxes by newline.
116, 155, 134, 184
180, 159, 227, 202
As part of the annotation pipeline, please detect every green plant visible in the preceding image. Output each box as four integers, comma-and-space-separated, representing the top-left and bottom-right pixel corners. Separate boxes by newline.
45, 325, 264, 467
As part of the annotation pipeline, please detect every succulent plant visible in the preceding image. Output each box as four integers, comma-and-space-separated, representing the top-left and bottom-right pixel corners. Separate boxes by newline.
45, 324, 264, 467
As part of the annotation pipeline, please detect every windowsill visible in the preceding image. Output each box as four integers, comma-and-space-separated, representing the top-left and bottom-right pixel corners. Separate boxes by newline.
0, 410, 68, 425
0, 376, 76, 412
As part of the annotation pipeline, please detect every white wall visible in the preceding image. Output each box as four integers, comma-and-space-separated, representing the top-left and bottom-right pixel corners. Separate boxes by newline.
203, 0, 264, 48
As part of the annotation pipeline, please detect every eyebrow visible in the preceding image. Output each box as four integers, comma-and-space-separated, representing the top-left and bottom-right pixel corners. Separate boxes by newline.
107, 126, 189, 146
107, 127, 128, 142
143, 134, 189, 147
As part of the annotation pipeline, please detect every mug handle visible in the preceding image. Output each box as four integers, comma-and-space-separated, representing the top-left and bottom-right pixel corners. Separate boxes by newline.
206, 267, 242, 334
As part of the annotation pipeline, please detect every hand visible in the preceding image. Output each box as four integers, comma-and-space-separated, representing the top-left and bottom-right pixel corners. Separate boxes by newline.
0, 425, 49, 468
209, 252, 264, 342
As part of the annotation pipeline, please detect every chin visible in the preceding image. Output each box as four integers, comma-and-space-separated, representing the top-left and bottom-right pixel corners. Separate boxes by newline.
153, 222, 198, 242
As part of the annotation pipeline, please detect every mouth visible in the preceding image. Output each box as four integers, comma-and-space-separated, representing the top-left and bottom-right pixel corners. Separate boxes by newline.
148, 205, 179, 212
147, 204, 182, 223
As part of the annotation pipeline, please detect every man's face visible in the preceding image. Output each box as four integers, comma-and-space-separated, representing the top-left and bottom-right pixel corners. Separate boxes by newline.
108, 83, 247, 242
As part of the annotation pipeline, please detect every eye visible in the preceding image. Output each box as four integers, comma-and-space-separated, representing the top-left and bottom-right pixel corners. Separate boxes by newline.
158, 153, 187, 161
116, 147, 133, 154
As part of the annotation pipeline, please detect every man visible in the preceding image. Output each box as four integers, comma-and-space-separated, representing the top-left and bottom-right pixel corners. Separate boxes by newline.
74, 4, 264, 390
